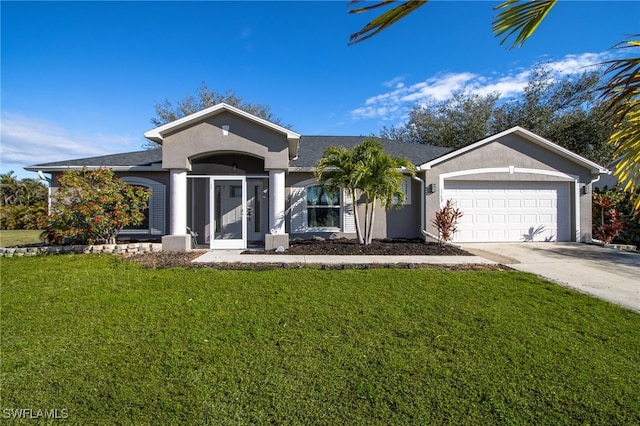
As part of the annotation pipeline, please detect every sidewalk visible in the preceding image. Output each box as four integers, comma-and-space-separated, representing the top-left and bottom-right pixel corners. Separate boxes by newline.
193, 250, 497, 266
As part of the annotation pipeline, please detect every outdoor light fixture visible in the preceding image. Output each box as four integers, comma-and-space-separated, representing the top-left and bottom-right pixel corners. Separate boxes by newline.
583, 185, 591, 195
429, 183, 437, 193
222, 125, 230, 136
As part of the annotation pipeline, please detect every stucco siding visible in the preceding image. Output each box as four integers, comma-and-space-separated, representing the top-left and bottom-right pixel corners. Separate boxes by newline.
162, 112, 289, 170
285, 173, 417, 240
424, 135, 596, 242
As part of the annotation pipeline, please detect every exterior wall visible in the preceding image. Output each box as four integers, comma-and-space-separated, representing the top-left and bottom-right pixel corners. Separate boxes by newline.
162, 112, 289, 170
286, 173, 419, 240
423, 134, 596, 242
385, 178, 421, 239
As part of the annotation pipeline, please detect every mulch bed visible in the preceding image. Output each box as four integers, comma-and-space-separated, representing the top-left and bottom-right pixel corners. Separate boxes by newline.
247, 238, 471, 256
128, 238, 489, 269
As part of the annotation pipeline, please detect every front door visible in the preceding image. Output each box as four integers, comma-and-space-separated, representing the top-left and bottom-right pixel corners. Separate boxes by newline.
246, 178, 268, 244
211, 177, 246, 249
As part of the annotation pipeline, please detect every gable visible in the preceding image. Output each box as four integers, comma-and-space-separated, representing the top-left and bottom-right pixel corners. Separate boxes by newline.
421, 127, 607, 177
161, 111, 292, 170
144, 103, 301, 170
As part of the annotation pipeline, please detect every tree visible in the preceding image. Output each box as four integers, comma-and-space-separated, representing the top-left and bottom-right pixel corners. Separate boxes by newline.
488, 66, 615, 164
150, 82, 286, 128
349, 0, 640, 210
1, 171, 21, 206
381, 91, 500, 149
315, 138, 415, 245
381, 67, 614, 165
43, 168, 151, 245
0, 171, 48, 230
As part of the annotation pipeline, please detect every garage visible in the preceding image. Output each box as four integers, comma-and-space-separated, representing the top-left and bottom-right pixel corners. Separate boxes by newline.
442, 180, 572, 242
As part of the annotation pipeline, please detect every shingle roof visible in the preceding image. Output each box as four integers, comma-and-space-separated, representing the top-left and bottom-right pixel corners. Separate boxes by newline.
290, 136, 452, 168
25, 138, 450, 171
25, 149, 163, 170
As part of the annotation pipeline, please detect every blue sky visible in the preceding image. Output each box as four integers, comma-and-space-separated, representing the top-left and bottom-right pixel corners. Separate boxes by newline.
2, 1, 638, 179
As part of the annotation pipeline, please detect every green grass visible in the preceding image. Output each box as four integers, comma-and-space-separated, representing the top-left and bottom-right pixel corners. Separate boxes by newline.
0, 229, 43, 247
2, 256, 639, 425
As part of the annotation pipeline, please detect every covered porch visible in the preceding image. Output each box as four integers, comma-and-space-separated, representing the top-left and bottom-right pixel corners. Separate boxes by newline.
142, 103, 300, 251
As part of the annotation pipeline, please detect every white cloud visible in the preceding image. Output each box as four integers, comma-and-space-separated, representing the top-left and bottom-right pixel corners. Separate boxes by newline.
350, 52, 611, 122
383, 75, 406, 88
0, 113, 144, 177
544, 52, 609, 75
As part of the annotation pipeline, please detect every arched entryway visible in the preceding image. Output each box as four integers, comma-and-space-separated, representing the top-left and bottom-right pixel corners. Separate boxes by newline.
187, 154, 269, 249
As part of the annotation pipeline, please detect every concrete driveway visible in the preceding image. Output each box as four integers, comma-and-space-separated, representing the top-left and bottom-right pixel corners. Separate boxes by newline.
462, 242, 640, 313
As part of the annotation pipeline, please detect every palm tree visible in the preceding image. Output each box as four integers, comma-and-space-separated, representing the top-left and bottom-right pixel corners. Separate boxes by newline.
354, 140, 415, 244
0, 171, 20, 206
315, 138, 415, 245
349, 0, 640, 210
315, 145, 367, 244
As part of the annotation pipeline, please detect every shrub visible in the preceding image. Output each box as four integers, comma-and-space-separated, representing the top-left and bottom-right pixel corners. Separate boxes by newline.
593, 191, 625, 244
0, 202, 47, 230
592, 188, 638, 245
431, 199, 463, 245
43, 168, 151, 245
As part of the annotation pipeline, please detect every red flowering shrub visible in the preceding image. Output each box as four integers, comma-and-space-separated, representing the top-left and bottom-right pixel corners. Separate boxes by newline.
431, 199, 463, 245
593, 192, 625, 244
43, 168, 151, 245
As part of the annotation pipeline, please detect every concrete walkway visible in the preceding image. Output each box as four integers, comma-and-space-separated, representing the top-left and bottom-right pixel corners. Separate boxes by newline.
463, 242, 640, 313
193, 251, 496, 266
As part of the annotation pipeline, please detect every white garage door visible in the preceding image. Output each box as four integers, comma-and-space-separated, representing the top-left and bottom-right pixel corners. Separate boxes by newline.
442, 181, 571, 242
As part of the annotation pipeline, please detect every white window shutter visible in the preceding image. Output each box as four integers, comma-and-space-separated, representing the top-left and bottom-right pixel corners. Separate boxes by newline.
290, 186, 307, 233
150, 183, 166, 235
343, 189, 356, 233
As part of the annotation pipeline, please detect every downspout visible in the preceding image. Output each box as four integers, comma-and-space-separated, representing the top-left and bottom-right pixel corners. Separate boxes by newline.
411, 174, 440, 242
587, 174, 602, 243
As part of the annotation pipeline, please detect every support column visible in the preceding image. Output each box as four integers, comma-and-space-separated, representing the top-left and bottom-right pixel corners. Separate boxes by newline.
266, 169, 289, 250
162, 169, 191, 251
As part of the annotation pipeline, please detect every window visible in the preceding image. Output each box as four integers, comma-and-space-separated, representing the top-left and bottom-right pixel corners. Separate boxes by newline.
393, 176, 412, 205
120, 177, 166, 235
306, 185, 341, 229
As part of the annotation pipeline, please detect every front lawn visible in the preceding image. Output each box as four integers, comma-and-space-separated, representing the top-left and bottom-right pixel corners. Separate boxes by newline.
0, 229, 42, 247
2, 255, 639, 424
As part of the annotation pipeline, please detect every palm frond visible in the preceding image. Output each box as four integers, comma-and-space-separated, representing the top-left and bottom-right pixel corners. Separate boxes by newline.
493, 0, 557, 49
348, 0, 427, 45
599, 37, 640, 211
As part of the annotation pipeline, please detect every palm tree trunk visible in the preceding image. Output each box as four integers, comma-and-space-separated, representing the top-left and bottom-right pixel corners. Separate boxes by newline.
367, 198, 377, 245
351, 189, 364, 244
363, 201, 369, 245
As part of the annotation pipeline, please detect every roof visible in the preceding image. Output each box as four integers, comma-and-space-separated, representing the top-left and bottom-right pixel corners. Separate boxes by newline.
25, 137, 450, 172
289, 136, 452, 169
144, 102, 301, 143
420, 126, 609, 175
24, 149, 163, 172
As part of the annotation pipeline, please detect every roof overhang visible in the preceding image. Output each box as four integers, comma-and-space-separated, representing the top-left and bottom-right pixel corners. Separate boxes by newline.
24, 165, 166, 173
418, 126, 609, 175
143, 102, 301, 144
